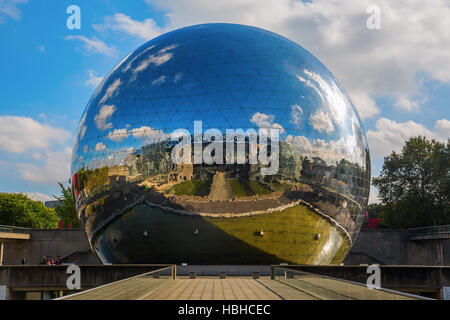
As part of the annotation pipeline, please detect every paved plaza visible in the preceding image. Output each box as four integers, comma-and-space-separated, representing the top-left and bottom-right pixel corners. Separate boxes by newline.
61, 276, 419, 300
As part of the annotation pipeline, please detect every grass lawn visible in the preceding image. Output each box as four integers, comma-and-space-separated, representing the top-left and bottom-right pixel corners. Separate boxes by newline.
171, 180, 211, 196
269, 182, 293, 192
205, 204, 350, 264
229, 179, 272, 197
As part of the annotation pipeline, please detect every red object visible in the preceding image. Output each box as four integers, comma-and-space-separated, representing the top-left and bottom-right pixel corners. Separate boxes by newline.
73, 173, 79, 197
368, 218, 379, 229
68, 222, 72, 229
58, 219, 63, 229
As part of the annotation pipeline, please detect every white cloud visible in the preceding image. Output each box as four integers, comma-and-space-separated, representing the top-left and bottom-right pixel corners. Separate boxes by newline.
348, 91, 380, 119
37, 45, 45, 52
290, 104, 303, 125
65, 35, 117, 57
94, 105, 116, 130
272, 123, 285, 134
0, 116, 71, 153
79, 125, 87, 140
435, 119, 450, 137
0, 116, 72, 186
107, 128, 129, 142
73, 112, 88, 154
366, 117, 448, 158
251, 112, 274, 127
95, 142, 106, 151
36, 112, 67, 124
31, 151, 43, 160
285, 134, 365, 167
99, 78, 121, 104
394, 95, 420, 112
147, 0, 450, 117
309, 110, 334, 134
24, 192, 53, 203
133, 45, 177, 74
121, 47, 154, 73
301, 68, 349, 126
250, 112, 285, 133
17, 147, 72, 184
85, 70, 103, 88
132, 126, 169, 144
0, 0, 27, 23
93, 13, 163, 40
152, 75, 166, 85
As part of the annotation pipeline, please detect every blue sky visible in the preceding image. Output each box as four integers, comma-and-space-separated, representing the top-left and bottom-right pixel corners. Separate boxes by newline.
0, 0, 449, 202
0, 0, 168, 199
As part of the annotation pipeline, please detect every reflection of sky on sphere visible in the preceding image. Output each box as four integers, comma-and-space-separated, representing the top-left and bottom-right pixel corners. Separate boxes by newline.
71, 23, 369, 174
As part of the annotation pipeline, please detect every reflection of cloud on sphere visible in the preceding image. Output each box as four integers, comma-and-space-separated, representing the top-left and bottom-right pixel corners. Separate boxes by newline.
71, 24, 370, 265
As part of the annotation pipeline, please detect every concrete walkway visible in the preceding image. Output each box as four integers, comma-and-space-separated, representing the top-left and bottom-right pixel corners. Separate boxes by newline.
208, 172, 234, 201
59, 276, 421, 300
144, 278, 280, 300
64, 277, 170, 300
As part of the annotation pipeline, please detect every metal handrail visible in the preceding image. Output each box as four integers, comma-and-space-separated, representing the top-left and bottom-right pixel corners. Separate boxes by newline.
408, 225, 450, 236
0, 224, 31, 234
270, 265, 434, 300
54, 265, 176, 300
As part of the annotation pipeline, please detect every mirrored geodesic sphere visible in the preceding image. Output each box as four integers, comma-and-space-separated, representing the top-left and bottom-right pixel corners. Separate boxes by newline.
71, 23, 370, 265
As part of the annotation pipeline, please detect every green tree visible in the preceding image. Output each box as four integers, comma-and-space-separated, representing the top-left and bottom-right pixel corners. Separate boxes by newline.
373, 136, 450, 228
0, 193, 58, 228
54, 180, 79, 228
76, 166, 109, 193
368, 203, 385, 218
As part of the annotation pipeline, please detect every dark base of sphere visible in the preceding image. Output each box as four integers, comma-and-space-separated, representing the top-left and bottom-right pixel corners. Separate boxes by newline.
92, 203, 350, 265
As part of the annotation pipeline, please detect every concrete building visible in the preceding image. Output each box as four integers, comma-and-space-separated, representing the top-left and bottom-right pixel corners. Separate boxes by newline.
1, 227, 449, 266
0, 228, 100, 266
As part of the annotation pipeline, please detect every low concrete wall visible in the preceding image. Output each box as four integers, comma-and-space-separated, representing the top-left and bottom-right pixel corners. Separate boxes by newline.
176, 265, 272, 276
0, 265, 173, 291
344, 229, 450, 266
344, 229, 408, 265
2, 229, 100, 265
406, 239, 450, 265
2, 228, 449, 266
